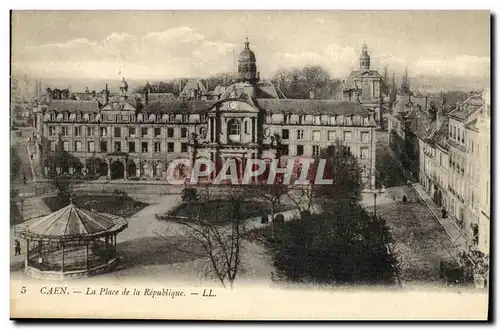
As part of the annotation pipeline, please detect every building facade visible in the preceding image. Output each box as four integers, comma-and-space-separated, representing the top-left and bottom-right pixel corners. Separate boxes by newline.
418, 90, 490, 253
342, 44, 388, 126
34, 39, 377, 189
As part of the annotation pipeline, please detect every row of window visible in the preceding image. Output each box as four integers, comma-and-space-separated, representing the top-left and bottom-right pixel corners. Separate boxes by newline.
48, 126, 194, 139
51, 141, 189, 153
47, 112, 201, 123
284, 144, 370, 158
282, 129, 370, 143
267, 114, 372, 126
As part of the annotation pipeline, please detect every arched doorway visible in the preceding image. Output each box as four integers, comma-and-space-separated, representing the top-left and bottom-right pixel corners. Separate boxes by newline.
127, 161, 137, 178
110, 161, 124, 180
98, 161, 108, 177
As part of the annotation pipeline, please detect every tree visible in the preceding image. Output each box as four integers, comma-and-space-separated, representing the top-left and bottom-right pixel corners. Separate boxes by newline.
314, 142, 364, 206
181, 187, 199, 204
158, 187, 247, 288
54, 178, 72, 208
266, 200, 398, 285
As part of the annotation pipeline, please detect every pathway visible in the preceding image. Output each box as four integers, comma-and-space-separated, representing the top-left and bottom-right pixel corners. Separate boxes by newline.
412, 183, 467, 250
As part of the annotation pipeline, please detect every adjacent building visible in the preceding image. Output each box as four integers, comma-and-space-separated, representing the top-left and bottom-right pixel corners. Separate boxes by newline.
342, 44, 389, 126
417, 89, 490, 254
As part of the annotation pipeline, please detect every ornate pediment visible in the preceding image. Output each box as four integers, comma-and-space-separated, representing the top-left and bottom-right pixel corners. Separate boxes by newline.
208, 100, 259, 113
353, 70, 382, 79
101, 101, 136, 112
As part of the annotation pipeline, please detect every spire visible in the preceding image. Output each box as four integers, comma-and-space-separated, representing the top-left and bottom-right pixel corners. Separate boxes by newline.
244, 36, 249, 50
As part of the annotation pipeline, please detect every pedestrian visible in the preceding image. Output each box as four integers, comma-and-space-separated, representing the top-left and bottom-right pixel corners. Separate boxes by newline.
402, 195, 408, 204
441, 207, 447, 218
23, 175, 27, 185
14, 240, 21, 256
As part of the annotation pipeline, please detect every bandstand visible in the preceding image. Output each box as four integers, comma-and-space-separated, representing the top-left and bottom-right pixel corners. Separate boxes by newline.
15, 202, 128, 280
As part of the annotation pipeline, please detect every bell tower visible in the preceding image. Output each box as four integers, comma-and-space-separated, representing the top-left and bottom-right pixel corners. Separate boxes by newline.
359, 44, 371, 70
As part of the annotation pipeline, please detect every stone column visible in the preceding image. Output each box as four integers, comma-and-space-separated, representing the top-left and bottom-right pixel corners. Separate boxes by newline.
136, 160, 141, 178
123, 159, 128, 180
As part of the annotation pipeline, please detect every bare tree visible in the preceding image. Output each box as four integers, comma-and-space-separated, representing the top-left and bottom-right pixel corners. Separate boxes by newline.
157, 187, 248, 289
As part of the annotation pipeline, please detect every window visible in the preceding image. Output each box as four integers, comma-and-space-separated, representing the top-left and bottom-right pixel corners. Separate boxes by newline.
63, 141, 69, 151
297, 145, 304, 156
141, 127, 148, 137
128, 142, 135, 153
114, 127, 121, 138
168, 128, 174, 138
100, 141, 107, 152
122, 114, 129, 121
62, 127, 68, 136
181, 143, 188, 153
50, 142, 56, 151
361, 132, 369, 143
154, 142, 161, 152
344, 131, 352, 141
114, 141, 121, 152
328, 131, 336, 141
75, 126, 82, 137
129, 127, 136, 137
312, 145, 320, 157
297, 130, 304, 140
100, 127, 107, 137
168, 142, 174, 152
312, 131, 321, 141
361, 147, 369, 159
87, 127, 95, 137
282, 129, 289, 140
74, 141, 82, 152
245, 121, 249, 134
453, 126, 456, 139
141, 142, 148, 153
155, 163, 162, 177
228, 119, 240, 135
154, 127, 161, 137
49, 127, 56, 136
181, 127, 188, 138
88, 141, 95, 153
108, 114, 115, 121
282, 145, 289, 156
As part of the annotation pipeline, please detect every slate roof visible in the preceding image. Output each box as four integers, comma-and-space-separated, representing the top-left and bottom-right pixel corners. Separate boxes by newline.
425, 117, 449, 150
46, 99, 101, 112
178, 80, 207, 99
255, 99, 373, 116
143, 99, 217, 113
449, 95, 483, 121
220, 82, 286, 100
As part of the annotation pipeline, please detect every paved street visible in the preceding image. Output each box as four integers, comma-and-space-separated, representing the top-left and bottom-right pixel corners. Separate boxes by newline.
374, 130, 460, 286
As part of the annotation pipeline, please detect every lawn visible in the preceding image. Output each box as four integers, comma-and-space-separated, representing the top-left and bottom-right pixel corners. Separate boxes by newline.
43, 194, 148, 218
162, 199, 296, 225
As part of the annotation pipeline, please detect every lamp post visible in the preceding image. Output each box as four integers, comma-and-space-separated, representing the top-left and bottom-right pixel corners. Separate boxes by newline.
374, 192, 377, 219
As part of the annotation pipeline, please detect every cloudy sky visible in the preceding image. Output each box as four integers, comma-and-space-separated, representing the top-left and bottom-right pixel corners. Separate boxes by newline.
12, 11, 490, 81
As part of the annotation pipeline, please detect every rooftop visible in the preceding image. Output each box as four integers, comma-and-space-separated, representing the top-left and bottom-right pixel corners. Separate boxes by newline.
46, 99, 101, 112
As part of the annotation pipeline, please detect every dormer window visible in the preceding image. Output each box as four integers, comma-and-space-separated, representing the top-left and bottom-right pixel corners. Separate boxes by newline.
169, 114, 175, 122
50, 112, 56, 121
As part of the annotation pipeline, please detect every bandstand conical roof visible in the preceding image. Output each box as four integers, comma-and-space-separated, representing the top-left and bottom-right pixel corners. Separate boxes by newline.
16, 203, 127, 240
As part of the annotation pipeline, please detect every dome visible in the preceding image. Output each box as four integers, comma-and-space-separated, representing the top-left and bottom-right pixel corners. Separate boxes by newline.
239, 38, 256, 62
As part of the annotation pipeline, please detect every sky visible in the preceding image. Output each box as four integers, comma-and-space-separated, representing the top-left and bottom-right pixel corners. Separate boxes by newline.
11, 11, 490, 83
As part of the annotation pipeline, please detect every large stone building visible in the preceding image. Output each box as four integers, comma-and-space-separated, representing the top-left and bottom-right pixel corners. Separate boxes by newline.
342, 44, 389, 126
34, 38, 377, 189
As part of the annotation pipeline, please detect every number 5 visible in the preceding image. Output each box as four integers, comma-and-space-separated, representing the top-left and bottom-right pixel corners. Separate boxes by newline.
20, 286, 26, 294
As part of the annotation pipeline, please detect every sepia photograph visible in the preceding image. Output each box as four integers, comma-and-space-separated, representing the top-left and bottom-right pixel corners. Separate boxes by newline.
9, 9, 491, 320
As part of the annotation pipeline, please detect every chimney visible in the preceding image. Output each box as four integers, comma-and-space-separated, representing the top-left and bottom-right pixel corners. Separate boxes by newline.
309, 88, 315, 100
145, 86, 149, 105
425, 96, 428, 111
104, 83, 109, 104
